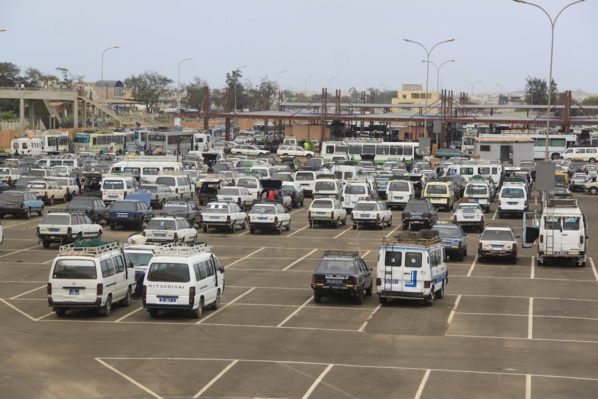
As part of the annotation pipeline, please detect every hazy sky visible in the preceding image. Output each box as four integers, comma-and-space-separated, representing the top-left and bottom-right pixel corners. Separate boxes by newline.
2, 0, 597, 96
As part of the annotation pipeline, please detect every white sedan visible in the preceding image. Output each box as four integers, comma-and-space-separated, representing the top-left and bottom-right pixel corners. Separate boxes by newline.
351, 200, 392, 230
308, 198, 347, 228
231, 145, 270, 157
276, 145, 315, 158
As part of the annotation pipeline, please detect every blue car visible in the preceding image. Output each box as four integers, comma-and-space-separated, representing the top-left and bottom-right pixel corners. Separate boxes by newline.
0, 191, 45, 219
432, 223, 468, 261
105, 193, 154, 231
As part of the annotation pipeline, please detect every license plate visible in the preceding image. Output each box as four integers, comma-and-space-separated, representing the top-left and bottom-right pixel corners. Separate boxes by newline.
491, 245, 503, 249
69, 289, 79, 295
411, 216, 422, 219
326, 279, 343, 286
159, 298, 177, 303
316, 212, 326, 216
508, 202, 518, 205
258, 217, 268, 220
555, 251, 568, 255
361, 214, 370, 218
464, 216, 473, 219
154, 233, 166, 237
209, 216, 220, 220
117, 213, 128, 218
49, 228, 60, 232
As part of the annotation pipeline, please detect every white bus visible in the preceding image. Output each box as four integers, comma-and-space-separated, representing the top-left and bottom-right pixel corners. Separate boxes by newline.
321, 139, 420, 164
479, 131, 577, 160
146, 128, 196, 155
40, 131, 70, 153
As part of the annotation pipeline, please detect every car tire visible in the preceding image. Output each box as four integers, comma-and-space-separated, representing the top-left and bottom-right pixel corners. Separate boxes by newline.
110, 222, 117, 231
191, 298, 203, 319
590, 187, 598, 195
149, 309, 159, 318
314, 292, 322, 304
203, 225, 208, 234
286, 221, 291, 231
55, 308, 67, 317
424, 291, 434, 306
352, 224, 357, 230
355, 289, 364, 305
402, 223, 408, 230
457, 250, 465, 261
387, 217, 392, 227
42, 239, 51, 249
99, 295, 112, 317
230, 222, 236, 233
25, 208, 31, 219
365, 281, 373, 296
120, 287, 132, 307
434, 283, 445, 299
249, 226, 255, 234
211, 290, 221, 310
379, 296, 388, 305
241, 221, 247, 230
38, 207, 44, 216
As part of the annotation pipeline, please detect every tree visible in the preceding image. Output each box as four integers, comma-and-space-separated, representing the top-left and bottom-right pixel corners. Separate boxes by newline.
525, 76, 558, 105
182, 76, 209, 111
0, 63, 21, 113
226, 69, 247, 111
125, 71, 173, 112
254, 76, 278, 110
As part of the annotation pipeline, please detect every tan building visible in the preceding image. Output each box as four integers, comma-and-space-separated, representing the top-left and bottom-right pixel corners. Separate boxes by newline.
391, 84, 438, 112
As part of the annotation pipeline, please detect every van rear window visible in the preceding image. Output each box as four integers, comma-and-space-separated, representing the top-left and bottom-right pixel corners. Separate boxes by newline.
345, 185, 366, 194
405, 252, 422, 268
385, 251, 402, 266
52, 260, 97, 279
103, 181, 125, 189
147, 263, 190, 282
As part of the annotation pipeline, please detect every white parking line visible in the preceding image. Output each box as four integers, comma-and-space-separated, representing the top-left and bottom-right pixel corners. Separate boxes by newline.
115, 306, 144, 323
447, 295, 462, 325
358, 303, 381, 332
530, 256, 535, 279
528, 297, 534, 340
282, 249, 318, 271
0, 244, 41, 259
2, 219, 41, 229
197, 287, 256, 324
590, 258, 598, 282
10, 285, 46, 299
526, 374, 532, 399
414, 369, 431, 399
492, 208, 498, 220
0, 298, 37, 321
302, 364, 333, 399
277, 296, 312, 328
225, 247, 265, 269
333, 226, 351, 239
287, 224, 309, 237
95, 358, 163, 399
466, 256, 478, 277
193, 360, 238, 398
384, 224, 401, 238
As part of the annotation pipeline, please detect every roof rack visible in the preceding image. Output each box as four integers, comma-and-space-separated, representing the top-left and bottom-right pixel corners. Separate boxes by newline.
158, 170, 189, 176
154, 242, 210, 256
544, 197, 578, 208
58, 240, 121, 256
484, 223, 514, 229
123, 156, 179, 162
322, 250, 359, 258
450, 159, 503, 165
47, 208, 86, 214
383, 230, 442, 247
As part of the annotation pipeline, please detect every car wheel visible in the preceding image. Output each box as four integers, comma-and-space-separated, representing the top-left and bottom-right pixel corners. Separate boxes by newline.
55, 308, 67, 317
352, 223, 357, 230
120, 287, 132, 307
203, 225, 208, 233
335, 218, 340, 229
285, 221, 291, 231
457, 249, 465, 261
314, 292, 322, 304
387, 217, 392, 227
42, 239, 51, 249
191, 298, 203, 319
211, 290, 221, 310
590, 158, 596, 164
590, 187, 598, 195
365, 281, 373, 296
241, 221, 247, 230
25, 208, 31, 219
230, 222, 236, 233
379, 296, 388, 305
403, 223, 408, 230
149, 309, 159, 318
99, 295, 112, 317
424, 291, 434, 306
434, 282, 445, 299
355, 289, 364, 305
38, 207, 44, 216
276, 225, 282, 234
249, 226, 255, 234
511, 257, 518, 264
110, 222, 117, 231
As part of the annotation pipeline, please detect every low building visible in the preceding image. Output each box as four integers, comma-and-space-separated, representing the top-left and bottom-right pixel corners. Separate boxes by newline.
473, 137, 534, 165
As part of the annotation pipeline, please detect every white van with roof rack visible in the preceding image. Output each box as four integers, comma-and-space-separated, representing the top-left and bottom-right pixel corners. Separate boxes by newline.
47, 240, 136, 317
101, 173, 139, 204
142, 243, 225, 319
155, 171, 194, 200
377, 230, 448, 306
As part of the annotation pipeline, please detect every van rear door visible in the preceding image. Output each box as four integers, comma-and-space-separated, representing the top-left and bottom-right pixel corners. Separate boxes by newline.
522, 212, 540, 248
381, 247, 426, 295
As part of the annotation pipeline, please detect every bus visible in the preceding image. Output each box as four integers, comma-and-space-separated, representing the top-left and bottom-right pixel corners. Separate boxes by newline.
321, 138, 421, 164
479, 131, 577, 160
146, 127, 197, 155
72, 130, 128, 154
39, 131, 70, 153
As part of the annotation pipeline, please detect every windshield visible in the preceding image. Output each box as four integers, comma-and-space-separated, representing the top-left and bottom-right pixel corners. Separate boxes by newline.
311, 200, 332, 209
203, 204, 228, 214
219, 188, 239, 195
69, 200, 96, 210
404, 202, 430, 212
237, 179, 257, 188
466, 185, 488, 195
103, 180, 125, 190
315, 181, 336, 190
249, 205, 276, 214
147, 262, 190, 282
426, 184, 447, 194
481, 229, 514, 241
316, 259, 356, 274
345, 185, 366, 194
354, 203, 376, 211
295, 173, 314, 181
139, 185, 158, 193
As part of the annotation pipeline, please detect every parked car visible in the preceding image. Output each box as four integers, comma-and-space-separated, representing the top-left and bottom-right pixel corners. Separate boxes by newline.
26, 180, 67, 205
432, 223, 468, 261
311, 250, 372, 304
67, 197, 109, 224
452, 201, 484, 232
105, 194, 154, 231
217, 186, 255, 210
478, 224, 518, 264
137, 184, 178, 209
159, 199, 202, 227
201, 201, 247, 233
143, 216, 197, 244
247, 202, 291, 234
36, 210, 103, 248
276, 145, 315, 158
401, 199, 438, 230
282, 181, 304, 208
351, 200, 392, 230
0, 191, 44, 219
308, 198, 347, 228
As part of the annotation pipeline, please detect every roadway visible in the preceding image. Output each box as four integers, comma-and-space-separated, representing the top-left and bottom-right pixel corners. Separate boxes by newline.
1, 191, 597, 398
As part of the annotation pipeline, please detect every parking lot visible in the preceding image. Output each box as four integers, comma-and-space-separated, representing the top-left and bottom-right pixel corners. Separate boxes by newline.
1, 192, 598, 398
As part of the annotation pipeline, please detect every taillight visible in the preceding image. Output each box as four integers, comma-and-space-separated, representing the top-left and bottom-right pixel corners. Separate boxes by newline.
351, 213, 354, 220
580, 235, 584, 244
376, 213, 380, 221
246, 215, 250, 222
142, 231, 146, 236
189, 286, 195, 305
454, 215, 457, 221
481, 215, 484, 221
540, 234, 544, 243
45, 191, 48, 197
47, 283, 52, 295
97, 283, 103, 296
353, 276, 359, 285
376, 278, 381, 286
142, 285, 147, 304
478, 242, 482, 249
308, 210, 311, 218
311, 275, 316, 284
498, 200, 502, 206
155, 194, 159, 199
513, 243, 517, 251
331, 211, 334, 219
524, 200, 528, 207
274, 216, 278, 224
174, 233, 178, 240
185, 214, 190, 218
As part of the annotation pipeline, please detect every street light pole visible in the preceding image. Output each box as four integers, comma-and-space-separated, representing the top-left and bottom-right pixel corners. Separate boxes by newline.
101, 46, 119, 81
276, 70, 288, 87
304, 74, 315, 95
328, 77, 338, 91
404, 38, 454, 143
234, 65, 247, 113
177, 58, 192, 111
422, 59, 455, 107
465, 80, 482, 99
513, 0, 585, 161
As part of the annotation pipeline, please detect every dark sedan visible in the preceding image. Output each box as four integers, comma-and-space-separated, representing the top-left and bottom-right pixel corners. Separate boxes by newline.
402, 199, 438, 230
159, 199, 202, 227
67, 196, 109, 224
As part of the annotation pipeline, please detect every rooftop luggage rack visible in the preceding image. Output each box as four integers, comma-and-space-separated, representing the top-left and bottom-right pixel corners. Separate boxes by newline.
544, 197, 578, 208
322, 250, 359, 258
47, 208, 87, 214
58, 240, 121, 256
154, 242, 210, 256
383, 230, 442, 247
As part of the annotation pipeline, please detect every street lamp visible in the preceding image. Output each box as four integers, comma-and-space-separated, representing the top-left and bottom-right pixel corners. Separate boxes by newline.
276, 70, 288, 86
234, 65, 247, 113
328, 77, 338, 91
465, 80, 482, 98
0, 29, 6, 32
404, 38, 454, 142
513, 0, 585, 161
422, 59, 455, 105
101, 45, 119, 81
177, 57, 193, 111
304, 74, 315, 94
